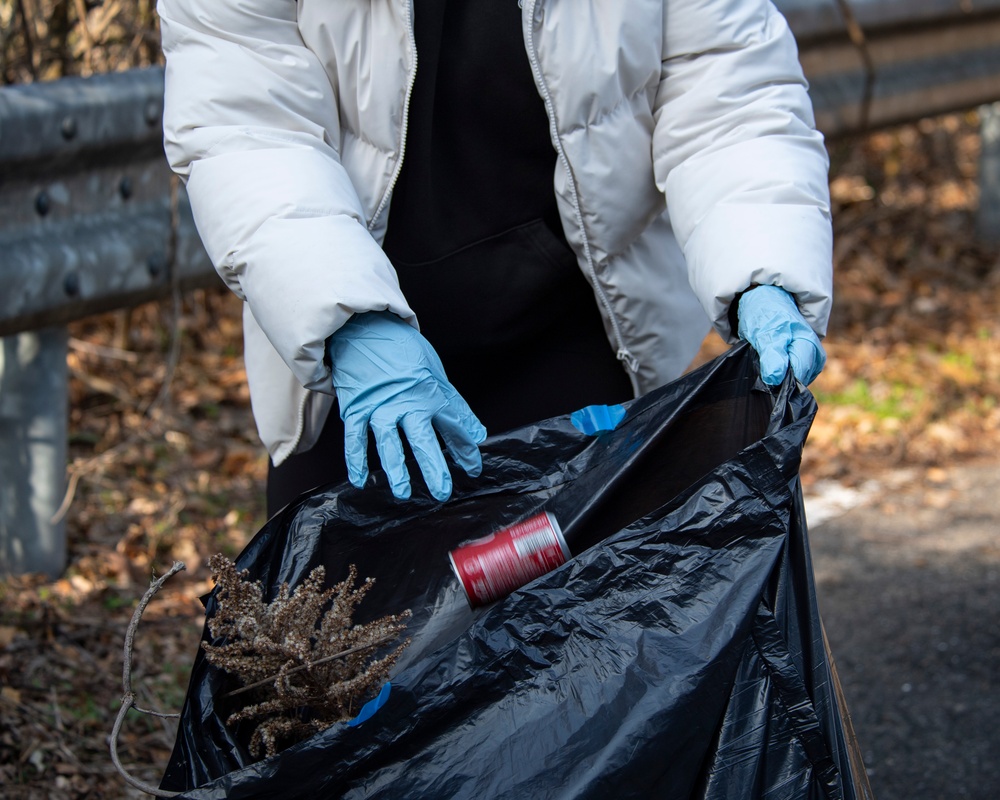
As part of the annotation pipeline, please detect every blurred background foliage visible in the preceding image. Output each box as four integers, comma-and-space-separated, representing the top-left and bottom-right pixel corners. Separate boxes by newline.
0, 0, 160, 83
1, 2, 999, 798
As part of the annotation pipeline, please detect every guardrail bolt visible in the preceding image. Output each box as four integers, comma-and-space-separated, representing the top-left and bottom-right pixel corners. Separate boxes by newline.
147, 253, 167, 278
119, 177, 133, 200
35, 191, 51, 216
63, 272, 80, 297
60, 116, 77, 140
144, 99, 162, 127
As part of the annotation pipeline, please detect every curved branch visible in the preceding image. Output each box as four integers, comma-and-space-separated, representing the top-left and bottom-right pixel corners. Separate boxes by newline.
109, 561, 186, 797
834, 0, 875, 132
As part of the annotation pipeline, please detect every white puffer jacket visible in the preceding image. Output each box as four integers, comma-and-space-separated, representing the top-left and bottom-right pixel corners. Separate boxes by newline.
158, 0, 833, 465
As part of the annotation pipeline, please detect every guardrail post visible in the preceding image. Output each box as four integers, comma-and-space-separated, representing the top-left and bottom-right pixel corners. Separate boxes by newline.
978, 102, 1000, 243
0, 328, 68, 578
4, 5, 1000, 577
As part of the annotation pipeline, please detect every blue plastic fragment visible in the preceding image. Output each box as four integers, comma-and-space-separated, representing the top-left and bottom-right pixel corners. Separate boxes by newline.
347, 681, 391, 727
570, 404, 626, 436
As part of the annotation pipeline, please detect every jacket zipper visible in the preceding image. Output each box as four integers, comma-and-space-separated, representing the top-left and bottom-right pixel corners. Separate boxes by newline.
522, 0, 640, 391
286, 388, 310, 466
369, 0, 418, 232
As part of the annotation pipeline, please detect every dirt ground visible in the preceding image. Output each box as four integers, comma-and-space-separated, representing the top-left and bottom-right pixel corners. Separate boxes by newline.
2, 104, 1000, 800
3, 4, 1000, 797
809, 459, 1000, 800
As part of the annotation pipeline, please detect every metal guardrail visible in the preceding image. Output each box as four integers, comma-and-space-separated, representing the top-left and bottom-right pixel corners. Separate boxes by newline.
789, 0, 1000, 133
3, 3, 1000, 336
779, 0, 1000, 39
0, 68, 213, 339
0, 68, 207, 576
4, 3, 1000, 336
4, 0, 1000, 576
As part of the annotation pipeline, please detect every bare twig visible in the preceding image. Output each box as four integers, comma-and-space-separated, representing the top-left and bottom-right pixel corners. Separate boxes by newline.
0, 689, 68, 734
70, 0, 95, 74
69, 336, 140, 363
49, 469, 81, 526
51, 428, 158, 525
13, 0, 38, 81
49, 685, 65, 733
138, 683, 184, 744
133, 0, 159, 65
55, 174, 185, 523
833, 0, 875, 132
109, 561, 186, 798
222, 633, 397, 700
67, 363, 138, 406
88, 0, 124, 40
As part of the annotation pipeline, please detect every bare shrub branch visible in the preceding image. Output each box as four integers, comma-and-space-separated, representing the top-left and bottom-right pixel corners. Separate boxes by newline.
202, 555, 411, 759
109, 561, 186, 798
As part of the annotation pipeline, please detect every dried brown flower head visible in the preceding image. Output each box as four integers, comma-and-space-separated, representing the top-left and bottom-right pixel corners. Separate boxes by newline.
201, 554, 410, 759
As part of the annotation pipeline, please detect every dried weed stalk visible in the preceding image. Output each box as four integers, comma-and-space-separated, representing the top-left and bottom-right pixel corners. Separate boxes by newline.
202, 554, 411, 759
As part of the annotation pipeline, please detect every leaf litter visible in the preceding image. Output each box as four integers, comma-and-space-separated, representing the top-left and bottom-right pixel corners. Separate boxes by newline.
3, 112, 1000, 797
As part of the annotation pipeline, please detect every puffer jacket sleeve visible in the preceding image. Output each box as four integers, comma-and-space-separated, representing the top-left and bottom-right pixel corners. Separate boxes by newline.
652, 0, 833, 343
157, 0, 415, 393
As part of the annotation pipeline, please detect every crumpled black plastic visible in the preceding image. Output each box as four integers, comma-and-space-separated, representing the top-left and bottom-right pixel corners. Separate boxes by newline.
161, 343, 873, 800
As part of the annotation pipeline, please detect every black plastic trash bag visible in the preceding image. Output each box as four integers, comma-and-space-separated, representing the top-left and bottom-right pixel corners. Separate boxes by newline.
161, 343, 873, 799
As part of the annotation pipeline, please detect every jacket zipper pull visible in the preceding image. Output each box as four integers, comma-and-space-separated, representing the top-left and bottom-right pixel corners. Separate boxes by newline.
617, 348, 640, 374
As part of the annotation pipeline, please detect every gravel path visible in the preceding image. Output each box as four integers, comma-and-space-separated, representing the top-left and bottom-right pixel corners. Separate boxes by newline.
806, 460, 1000, 800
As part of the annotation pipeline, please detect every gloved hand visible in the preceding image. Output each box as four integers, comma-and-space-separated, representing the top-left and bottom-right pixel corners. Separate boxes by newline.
737, 285, 826, 386
327, 311, 487, 501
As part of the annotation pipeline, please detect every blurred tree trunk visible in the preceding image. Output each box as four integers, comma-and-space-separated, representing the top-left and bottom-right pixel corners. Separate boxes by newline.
49, 0, 71, 78
135, 0, 156, 67
12, 0, 39, 81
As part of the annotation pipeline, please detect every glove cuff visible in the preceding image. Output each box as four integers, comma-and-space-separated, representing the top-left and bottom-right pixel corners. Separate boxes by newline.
729, 284, 759, 336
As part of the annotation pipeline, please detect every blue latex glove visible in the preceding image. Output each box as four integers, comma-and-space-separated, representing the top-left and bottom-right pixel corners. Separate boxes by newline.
327, 311, 487, 501
737, 285, 826, 386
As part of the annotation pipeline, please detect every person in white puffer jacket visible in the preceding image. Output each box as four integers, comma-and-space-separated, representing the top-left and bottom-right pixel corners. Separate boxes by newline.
158, 0, 833, 514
